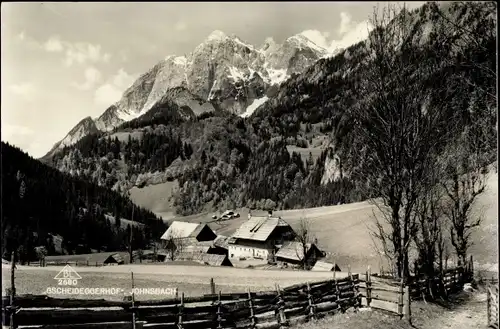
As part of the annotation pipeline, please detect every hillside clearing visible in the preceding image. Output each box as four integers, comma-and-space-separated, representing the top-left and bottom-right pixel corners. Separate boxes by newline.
156, 172, 498, 274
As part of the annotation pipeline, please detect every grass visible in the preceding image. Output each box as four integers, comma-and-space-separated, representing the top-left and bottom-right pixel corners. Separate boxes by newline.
2, 263, 344, 300
129, 180, 179, 220
291, 290, 488, 329
150, 173, 498, 275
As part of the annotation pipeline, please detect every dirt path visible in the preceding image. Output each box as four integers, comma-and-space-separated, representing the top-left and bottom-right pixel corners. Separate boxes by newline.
414, 291, 488, 329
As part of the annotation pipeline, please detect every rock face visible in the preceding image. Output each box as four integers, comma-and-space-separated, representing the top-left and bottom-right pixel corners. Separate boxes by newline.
43, 30, 329, 158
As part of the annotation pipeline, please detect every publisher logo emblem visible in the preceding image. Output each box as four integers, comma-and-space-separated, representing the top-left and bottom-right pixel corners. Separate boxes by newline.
54, 265, 82, 286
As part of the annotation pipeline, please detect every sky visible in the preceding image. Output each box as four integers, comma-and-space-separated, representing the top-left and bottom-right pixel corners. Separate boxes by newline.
1, 1, 426, 158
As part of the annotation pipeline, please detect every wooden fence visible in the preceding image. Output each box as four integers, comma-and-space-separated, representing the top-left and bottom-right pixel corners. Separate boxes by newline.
408, 267, 471, 300
488, 283, 499, 329
2, 274, 363, 329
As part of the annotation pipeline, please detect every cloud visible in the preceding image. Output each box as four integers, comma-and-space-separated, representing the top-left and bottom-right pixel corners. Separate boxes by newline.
44, 36, 64, 52
17, 31, 26, 41
42, 35, 112, 66
1, 124, 34, 140
71, 67, 102, 90
297, 12, 372, 55
330, 12, 373, 51
299, 30, 330, 49
174, 20, 187, 31
94, 69, 136, 107
8, 83, 37, 99
339, 12, 352, 35
63, 43, 111, 67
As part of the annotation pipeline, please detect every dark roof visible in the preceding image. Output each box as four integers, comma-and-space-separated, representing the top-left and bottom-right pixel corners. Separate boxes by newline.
176, 252, 232, 266
213, 235, 230, 249
232, 216, 292, 242
45, 252, 130, 264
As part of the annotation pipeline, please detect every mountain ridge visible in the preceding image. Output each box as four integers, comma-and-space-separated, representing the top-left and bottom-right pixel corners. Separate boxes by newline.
42, 30, 333, 159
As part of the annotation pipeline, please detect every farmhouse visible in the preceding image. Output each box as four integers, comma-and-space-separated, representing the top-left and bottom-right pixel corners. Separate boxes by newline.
275, 241, 322, 268
228, 215, 296, 261
311, 261, 342, 272
160, 221, 217, 251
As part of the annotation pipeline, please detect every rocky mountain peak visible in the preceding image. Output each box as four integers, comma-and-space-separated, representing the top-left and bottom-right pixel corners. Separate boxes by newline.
43, 29, 333, 158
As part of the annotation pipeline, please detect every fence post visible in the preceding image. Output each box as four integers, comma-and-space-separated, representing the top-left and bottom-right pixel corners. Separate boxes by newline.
210, 278, 216, 295
398, 279, 404, 319
131, 272, 136, 329
247, 288, 256, 328
216, 291, 223, 329
487, 285, 491, 327
366, 266, 372, 308
404, 285, 411, 324
275, 284, 288, 327
306, 282, 316, 319
351, 273, 360, 312
333, 268, 340, 312
9, 251, 17, 329
178, 292, 184, 329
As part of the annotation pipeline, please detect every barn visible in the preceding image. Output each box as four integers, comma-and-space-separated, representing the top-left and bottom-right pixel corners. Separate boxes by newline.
228, 215, 296, 261
311, 261, 342, 272
160, 222, 217, 252
175, 252, 233, 267
44, 251, 129, 266
275, 241, 322, 269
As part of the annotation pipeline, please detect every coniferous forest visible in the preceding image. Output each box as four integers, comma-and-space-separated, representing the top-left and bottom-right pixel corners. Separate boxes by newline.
1, 142, 167, 262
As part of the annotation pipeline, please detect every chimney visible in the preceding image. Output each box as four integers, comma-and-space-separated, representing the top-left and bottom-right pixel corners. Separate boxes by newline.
248, 209, 252, 220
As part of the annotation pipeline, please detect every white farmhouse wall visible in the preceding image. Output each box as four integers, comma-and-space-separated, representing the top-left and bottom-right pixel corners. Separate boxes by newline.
229, 245, 271, 259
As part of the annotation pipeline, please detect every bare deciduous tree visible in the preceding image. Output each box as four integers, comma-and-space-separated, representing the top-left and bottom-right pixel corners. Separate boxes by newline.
354, 4, 454, 281
294, 217, 314, 270
165, 228, 186, 261
441, 124, 490, 267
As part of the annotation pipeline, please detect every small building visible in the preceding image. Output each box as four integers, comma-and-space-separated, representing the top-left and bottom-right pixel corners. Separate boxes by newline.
311, 261, 342, 272
275, 241, 322, 268
44, 251, 130, 266
175, 252, 233, 267
228, 215, 296, 261
160, 221, 217, 251
183, 240, 228, 256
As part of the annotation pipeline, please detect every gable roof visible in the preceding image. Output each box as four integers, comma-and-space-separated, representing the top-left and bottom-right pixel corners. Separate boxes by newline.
176, 252, 232, 266
311, 261, 342, 272
232, 216, 292, 242
275, 241, 319, 261
213, 235, 230, 249
45, 252, 130, 264
161, 221, 201, 240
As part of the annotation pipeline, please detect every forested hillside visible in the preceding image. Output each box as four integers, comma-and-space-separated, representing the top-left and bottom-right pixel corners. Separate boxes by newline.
47, 1, 496, 217
1, 142, 167, 262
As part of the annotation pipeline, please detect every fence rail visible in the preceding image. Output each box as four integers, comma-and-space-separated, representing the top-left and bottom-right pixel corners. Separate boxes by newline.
2, 274, 365, 329
2, 262, 472, 329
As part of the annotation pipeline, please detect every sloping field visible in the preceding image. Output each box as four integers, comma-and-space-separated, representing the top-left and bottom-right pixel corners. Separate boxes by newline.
166, 172, 498, 274
129, 180, 178, 221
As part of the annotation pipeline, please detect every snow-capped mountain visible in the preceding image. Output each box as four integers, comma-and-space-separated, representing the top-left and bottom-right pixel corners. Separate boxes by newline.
43, 30, 330, 158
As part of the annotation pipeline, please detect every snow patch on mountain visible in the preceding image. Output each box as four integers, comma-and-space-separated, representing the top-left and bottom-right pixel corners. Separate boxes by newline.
207, 79, 217, 101
207, 30, 228, 42
266, 68, 288, 85
241, 96, 269, 118
228, 66, 245, 81
173, 56, 187, 66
